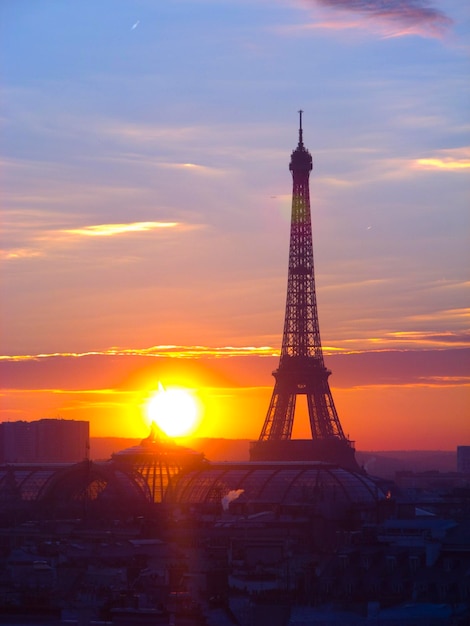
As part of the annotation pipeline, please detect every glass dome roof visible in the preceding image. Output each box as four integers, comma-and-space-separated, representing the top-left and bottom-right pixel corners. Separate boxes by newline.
169, 461, 385, 511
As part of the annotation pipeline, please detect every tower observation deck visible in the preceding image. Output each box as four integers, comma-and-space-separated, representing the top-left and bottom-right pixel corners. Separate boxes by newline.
250, 112, 359, 470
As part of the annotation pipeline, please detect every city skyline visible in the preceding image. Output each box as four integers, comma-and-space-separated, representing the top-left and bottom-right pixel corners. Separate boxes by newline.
1, 1, 469, 450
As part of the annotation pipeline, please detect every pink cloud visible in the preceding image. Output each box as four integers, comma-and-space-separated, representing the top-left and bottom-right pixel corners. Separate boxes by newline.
304, 0, 453, 39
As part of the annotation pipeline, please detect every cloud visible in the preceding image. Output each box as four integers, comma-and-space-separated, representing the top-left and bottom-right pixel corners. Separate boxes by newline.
340, 331, 470, 352
62, 221, 180, 237
3, 331, 470, 364
1, 248, 43, 261
1, 220, 202, 261
415, 159, 470, 171
383, 330, 470, 348
409, 306, 470, 325
1, 349, 469, 395
297, 0, 453, 39
157, 162, 226, 177
100, 121, 206, 145
0, 345, 279, 363
412, 147, 470, 171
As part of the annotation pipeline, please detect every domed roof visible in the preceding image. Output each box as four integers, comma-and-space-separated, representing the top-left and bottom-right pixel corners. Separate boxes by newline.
170, 461, 385, 514
0, 461, 152, 516
112, 423, 204, 462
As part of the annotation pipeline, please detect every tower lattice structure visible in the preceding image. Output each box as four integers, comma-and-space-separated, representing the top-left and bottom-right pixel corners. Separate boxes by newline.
252, 113, 356, 467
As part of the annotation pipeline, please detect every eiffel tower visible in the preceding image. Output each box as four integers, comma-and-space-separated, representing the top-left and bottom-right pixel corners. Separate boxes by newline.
250, 112, 359, 470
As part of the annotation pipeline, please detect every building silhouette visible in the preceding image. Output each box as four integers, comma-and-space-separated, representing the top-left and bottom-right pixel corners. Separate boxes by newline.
250, 112, 358, 471
0, 418, 89, 464
111, 422, 205, 503
457, 446, 470, 473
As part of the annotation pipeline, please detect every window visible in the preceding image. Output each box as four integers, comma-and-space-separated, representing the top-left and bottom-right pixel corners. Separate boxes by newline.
409, 555, 419, 572
386, 555, 396, 572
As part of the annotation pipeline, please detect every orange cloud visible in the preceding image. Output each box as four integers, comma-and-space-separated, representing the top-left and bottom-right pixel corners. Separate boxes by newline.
1, 248, 43, 261
364, 332, 470, 350
414, 159, 470, 171
0, 345, 279, 363
2, 219, 202, 261
63, 221, 180, 237
411, 147, 470, 171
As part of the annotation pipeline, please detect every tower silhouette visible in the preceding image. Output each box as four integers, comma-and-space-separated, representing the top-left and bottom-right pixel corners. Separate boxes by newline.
250, 112, 358, 470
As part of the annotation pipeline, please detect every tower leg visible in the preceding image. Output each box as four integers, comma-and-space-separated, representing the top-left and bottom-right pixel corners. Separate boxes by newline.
260, 383, 296, 441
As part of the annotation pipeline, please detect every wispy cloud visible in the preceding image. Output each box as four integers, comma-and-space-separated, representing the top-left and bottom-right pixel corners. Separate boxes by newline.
157, 162, 226, 176
1, 248, 43, 261
2, 349, 469, 397
294, 0, 453, 39
383, 330, 470, 347
63, 221, 180, 237
100, 121, 203, 144
415, 159, 470, 171
3, 333, 470, 365
409, 306, 470, 325
412, 147, 470, 171
1, 220, 201, 261
0, 345, 279, 362
416, 376, 470, 386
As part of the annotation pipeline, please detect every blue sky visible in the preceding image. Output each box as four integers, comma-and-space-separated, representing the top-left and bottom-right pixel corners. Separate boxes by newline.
1, 1, 469, 446
2, 0, 468, 352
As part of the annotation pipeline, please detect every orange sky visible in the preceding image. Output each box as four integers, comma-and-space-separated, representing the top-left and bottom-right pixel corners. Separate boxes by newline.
1, 349, 468, 450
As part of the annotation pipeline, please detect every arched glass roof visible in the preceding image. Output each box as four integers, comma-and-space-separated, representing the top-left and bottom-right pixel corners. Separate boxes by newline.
170, 462, 385, 509
0, 462, 152, 506
0, 466, 64, 502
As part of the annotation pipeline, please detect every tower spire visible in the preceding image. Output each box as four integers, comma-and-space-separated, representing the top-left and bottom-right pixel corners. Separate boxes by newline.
298, 109, 303, 146
250, 113, 358, 470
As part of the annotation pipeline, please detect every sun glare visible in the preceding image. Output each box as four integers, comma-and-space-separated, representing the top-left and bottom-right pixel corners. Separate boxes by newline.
145, 384, 200, 438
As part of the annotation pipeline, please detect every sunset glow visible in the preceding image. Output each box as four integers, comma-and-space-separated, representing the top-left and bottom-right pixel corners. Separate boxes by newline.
144, 384, 200, 438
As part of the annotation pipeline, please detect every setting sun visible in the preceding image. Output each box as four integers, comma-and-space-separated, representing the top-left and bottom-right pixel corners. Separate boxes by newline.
145, 383, 200, 437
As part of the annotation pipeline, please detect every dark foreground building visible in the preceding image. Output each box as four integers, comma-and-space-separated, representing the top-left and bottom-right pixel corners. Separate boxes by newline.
0, 445, 469, 625
0, 418, 89, 464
